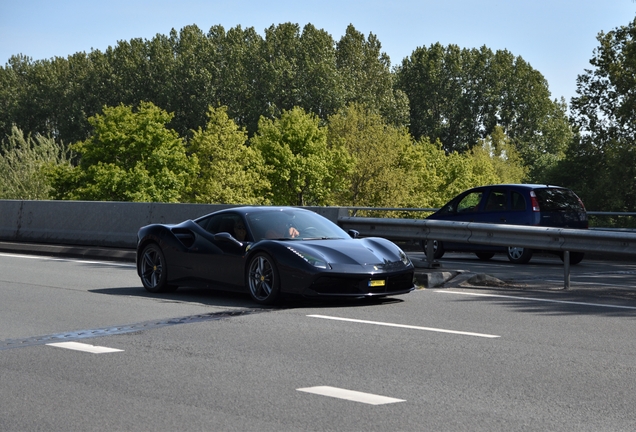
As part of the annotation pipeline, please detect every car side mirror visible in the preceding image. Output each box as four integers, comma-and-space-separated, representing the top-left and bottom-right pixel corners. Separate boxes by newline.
348, 229, 359, 239
214, 232, 244, 247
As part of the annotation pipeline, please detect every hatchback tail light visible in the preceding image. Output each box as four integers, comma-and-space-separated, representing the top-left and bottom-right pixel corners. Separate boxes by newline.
530, 191, 540, 212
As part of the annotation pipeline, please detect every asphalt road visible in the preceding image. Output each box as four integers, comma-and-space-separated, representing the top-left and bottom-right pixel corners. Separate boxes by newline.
2, 251, 636, 431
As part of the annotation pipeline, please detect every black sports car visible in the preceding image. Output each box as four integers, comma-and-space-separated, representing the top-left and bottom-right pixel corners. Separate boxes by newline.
136, 206, 415, 304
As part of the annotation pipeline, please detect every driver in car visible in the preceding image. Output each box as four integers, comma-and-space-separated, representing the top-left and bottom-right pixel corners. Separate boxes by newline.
265, 219, 300, 239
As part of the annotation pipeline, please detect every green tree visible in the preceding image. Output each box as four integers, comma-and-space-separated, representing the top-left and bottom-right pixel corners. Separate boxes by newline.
0, 55, 58, 142
471, 125, 527, 184
395, 43, 571, 179
187, 106, 270, 204
0, 56, 25, 141
49, 102, 196, 202
327, 104, 412, 207
245, 23, 344, 134
403, 137, 489, 209
0, 23, 411, 147
208, 25, 263, 135
406, 136, 518, 210
166, 25, 221, 138
251, 107, 351, 206
0, 126, 69, 199
325, 104, 519, 211
336, 25, 409, 126
550, 17, 636, 211
395, 44, 479, 152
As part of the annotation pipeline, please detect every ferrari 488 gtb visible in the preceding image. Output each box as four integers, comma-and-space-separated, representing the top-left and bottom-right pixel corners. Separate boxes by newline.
136, 207, 415, 304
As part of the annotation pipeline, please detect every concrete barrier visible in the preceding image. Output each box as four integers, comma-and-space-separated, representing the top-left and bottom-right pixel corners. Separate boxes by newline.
0, 200, 349, 249
0, 200, 235, 248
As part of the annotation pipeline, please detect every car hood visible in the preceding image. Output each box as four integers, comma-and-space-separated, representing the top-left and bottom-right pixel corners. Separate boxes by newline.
288, 237, 411, 271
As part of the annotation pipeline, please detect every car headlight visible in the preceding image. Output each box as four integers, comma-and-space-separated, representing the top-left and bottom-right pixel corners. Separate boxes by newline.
398, 249, 411, 266
288, 247, 329, 269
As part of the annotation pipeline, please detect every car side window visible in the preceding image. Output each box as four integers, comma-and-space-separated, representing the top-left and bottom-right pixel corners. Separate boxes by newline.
457, 192, 483, 213
200, 214, 223, 234
195, 216, 212, 231
511, 191, 526, 211
484, 190, 507, 212
199, 214, 249, 241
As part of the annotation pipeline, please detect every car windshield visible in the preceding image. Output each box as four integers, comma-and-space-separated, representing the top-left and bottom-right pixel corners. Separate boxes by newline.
246, 210, 349, 241
535, 188, 585, 212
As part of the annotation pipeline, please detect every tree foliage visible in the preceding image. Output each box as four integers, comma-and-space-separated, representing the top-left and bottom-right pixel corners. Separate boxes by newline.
327, 104, 413, 207
471, 125, 527, 185
0, 23, 404, 144
251, 107, 352, 206
49, 102, 195, 202
547, 17, 636, 211
187, 106, 270, 204
0, 21, 586, 206
395, 43, 572, 178
326, 105, 525, 210
0, 126, 69, 199
336, 25, 409, 126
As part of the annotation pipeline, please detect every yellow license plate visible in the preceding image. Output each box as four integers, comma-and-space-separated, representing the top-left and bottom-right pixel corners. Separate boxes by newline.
368, 279, 386, 287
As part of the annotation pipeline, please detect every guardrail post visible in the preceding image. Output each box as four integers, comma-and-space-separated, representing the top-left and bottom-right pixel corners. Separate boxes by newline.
563, 251, 570, 289
425, 240, 441, 268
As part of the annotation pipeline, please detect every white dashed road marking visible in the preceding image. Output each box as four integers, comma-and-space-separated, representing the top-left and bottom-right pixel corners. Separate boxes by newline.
308, 314, 500, 338
47, 342, 123, 354
297, 386, 405, 405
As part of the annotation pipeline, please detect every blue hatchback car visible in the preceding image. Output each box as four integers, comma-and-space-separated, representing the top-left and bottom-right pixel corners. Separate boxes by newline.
423, 184, 588, 264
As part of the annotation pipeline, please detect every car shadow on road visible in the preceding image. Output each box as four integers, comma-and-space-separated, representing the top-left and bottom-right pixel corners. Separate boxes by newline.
90, 285, 259, 308
89, 285, 406, 310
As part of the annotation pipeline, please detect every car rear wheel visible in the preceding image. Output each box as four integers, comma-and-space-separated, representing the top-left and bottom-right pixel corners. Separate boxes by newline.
140, 244, 178, 293
247, 253, 281, 305
475, 252, 495, 261
506, 247, 533, 264
420, 239, 445, 259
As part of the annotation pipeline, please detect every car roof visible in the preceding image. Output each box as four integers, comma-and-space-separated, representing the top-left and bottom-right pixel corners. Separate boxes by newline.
196, 206, 313, 220
227, 206, 311, 213
467, 184, 569, 191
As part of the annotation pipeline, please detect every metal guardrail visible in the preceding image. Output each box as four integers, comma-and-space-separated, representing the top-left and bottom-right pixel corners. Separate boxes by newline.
338, 216, 636, 289
588, 211, 636, 217
344, 208, 636, 232
344, 207, 636, 217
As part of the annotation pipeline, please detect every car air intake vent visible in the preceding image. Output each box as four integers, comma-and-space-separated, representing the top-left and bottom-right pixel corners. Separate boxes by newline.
172, 228, 195, 248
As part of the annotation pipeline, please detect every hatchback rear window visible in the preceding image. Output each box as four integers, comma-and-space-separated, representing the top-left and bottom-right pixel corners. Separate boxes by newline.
534, 188, 584, 211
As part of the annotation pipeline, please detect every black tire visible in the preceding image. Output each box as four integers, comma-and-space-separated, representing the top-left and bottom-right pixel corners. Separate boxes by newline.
246, 252, 281, 305
475, 252, 495, 261
420, 239, 445, 259
506, 247, 533, 264
139, 243, 178, 293
559, 251, 585, 265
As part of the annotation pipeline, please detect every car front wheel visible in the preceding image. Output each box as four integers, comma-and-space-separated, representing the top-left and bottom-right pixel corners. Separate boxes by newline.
506, 247, 533, 264
246, 253, 281, 305
140, 243, 178, 293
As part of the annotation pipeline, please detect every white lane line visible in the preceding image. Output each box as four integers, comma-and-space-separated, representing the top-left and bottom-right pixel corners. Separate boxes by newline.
437, 290, 636, 310
0, 252, 134, 267
307, 314, 500, 338
46, 342, 124, 354
297, 386, 405, 405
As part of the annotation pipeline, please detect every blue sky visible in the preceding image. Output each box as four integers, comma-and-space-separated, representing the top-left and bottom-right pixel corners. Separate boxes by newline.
1, 0, 634, 105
